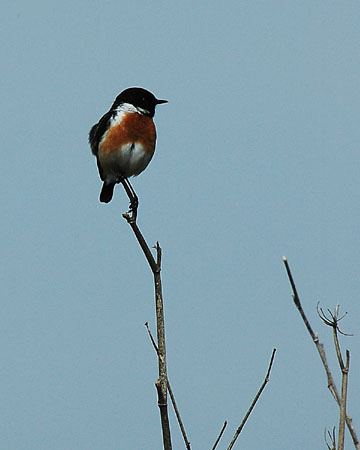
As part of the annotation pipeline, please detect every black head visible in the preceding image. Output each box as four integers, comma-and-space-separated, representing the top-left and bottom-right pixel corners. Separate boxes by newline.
112, 87, 167, 117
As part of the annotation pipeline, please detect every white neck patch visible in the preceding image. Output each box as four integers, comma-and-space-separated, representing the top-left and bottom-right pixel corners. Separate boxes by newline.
116, 102, 149, 115
109, 103, 148, 128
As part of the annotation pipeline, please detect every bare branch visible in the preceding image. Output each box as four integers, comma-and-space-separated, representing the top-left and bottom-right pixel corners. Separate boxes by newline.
283, 257, 359, 450
227, 349, 276, 450
283, 257, 316, 340
338, 350, 350, 450
211, 421, 227, 450
153, 243, 172, 450
123, 215, 172, 450
122, 214, 158, 273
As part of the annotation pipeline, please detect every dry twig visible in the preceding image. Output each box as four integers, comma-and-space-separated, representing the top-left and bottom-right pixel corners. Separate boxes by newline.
325, 427, 336, 450
211, 421, 227, 450
317, 304, 352, 450
283, 257, 359, 450
338, 350, 350, 450
227, 349, 276, 450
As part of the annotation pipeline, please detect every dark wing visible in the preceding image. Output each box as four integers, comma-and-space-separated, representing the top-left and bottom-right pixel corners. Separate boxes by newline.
89, 109, 115, 181
89, 110, 114, 156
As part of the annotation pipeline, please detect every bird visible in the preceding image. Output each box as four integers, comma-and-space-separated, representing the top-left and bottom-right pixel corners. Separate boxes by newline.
89, 87, 167, 217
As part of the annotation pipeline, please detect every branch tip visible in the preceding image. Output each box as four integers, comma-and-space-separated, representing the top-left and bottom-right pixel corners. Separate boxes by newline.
227, 348, 276, 449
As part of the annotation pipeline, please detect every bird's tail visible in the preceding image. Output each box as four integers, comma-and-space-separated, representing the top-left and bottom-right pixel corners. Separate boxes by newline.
100, 183, 115, 203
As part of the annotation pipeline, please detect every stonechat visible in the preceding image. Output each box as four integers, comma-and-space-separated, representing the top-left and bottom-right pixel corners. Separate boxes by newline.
89, 87, 167, 218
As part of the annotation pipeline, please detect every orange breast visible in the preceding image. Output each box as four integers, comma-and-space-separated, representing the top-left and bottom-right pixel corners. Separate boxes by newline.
100, 112, 156, 154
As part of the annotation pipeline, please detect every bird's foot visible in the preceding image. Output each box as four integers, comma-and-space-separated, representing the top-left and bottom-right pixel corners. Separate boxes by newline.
123, 198, 138, 223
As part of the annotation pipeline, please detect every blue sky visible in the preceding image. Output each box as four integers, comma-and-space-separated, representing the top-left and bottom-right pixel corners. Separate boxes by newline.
1, 1, 360, 449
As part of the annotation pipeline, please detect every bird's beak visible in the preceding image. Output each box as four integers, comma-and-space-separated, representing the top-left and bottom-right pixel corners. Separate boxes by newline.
156, 98, 168, 105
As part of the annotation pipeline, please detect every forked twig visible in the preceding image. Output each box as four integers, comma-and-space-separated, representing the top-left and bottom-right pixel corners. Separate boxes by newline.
325, 427, 336, 450
283, 257, 359, 450
317, 303, 352, 450
227, 349, 276, 450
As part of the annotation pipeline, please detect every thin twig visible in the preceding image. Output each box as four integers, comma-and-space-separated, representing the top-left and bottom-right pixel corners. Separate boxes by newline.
122, 215, 158, 273
283, 257, 315, 340
324, 427, 336, 450
338, 350, 350, 450
211, 421, 227, 450
145, 322, 191, 450
145, 321, 158, 353
333, 322, 345, 373
283, 257, 359, 450
167, 382, 190, 450
227, 349, 276, 450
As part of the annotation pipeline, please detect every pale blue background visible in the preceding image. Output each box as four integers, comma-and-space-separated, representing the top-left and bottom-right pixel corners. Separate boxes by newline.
1, 1, 360, 449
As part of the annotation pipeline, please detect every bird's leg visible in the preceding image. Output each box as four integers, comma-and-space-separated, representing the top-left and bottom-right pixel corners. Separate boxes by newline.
120, 177, 138, 222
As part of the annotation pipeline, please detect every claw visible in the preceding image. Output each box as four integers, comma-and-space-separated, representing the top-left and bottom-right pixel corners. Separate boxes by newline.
119, 177, 139, 222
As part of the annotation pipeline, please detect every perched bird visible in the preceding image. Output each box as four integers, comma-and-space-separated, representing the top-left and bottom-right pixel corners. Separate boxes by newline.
89, 87, 167, 215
